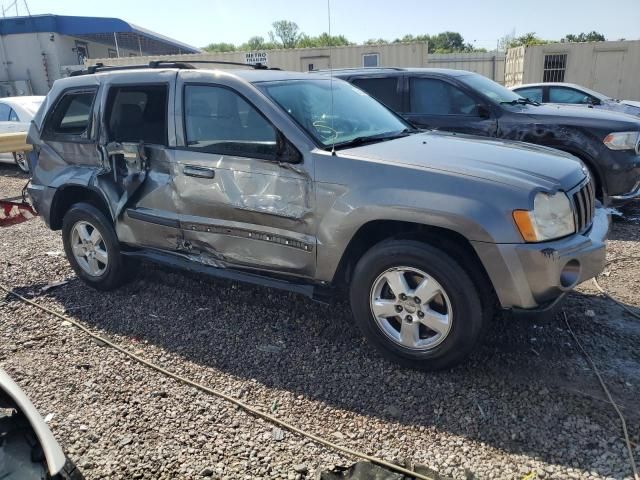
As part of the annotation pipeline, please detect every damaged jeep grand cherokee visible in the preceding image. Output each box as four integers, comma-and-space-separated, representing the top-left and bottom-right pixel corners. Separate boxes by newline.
26, 63, 608, 370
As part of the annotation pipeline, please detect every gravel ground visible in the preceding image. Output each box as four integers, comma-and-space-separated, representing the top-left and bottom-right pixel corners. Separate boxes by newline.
1, 163, 639, 480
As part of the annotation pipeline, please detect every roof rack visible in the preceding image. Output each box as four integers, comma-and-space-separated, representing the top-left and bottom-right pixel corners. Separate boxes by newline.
70, 60, 278, 77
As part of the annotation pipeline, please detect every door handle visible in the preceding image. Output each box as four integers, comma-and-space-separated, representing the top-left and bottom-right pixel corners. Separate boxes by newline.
183, 165, 215, 179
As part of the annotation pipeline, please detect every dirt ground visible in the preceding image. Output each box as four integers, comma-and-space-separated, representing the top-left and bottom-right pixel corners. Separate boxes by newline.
1, 163, 638, 480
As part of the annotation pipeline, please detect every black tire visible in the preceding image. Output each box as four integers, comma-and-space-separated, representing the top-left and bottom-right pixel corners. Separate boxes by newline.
349, 240, 485, 371
62, 202, 128, 290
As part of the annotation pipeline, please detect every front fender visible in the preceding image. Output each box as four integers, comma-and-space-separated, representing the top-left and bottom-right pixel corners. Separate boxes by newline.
314, 183, 514, 282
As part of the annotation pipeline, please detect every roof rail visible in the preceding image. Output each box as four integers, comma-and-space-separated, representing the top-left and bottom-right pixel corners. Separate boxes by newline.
70, 60, 278, 77
313, 67, 406, 73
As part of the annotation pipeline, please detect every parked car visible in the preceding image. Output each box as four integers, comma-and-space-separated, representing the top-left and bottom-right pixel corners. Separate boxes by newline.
0, 95, 45, 172
26, 63, 607, 370
512, 82, 640, 117
330, 68, 640, 206
0, 368, 82, 479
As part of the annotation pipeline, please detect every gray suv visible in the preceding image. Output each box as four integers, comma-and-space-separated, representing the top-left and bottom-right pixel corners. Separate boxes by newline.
26, 63, 608, 370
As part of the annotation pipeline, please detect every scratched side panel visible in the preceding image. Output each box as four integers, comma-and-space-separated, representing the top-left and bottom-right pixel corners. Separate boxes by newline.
115, 147, 183, 251
173, 150, 316, 277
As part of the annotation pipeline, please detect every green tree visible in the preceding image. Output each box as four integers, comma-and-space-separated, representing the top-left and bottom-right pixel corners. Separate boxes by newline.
563, 31, 605, 43
501, 32, 549, 49
365, 38, 389, 45
202, 42, 237, 52
246, 36, 265, 50
269, 20, 301, 48
296, 33, 351, 48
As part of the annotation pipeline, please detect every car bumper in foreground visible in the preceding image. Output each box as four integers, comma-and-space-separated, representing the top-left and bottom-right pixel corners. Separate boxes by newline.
473, 206, 609, 310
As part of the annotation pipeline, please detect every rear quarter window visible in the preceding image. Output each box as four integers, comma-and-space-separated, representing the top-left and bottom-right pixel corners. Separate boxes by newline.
43, 89, 97, 140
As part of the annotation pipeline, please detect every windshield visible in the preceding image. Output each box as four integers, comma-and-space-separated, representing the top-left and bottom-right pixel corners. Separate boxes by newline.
458, 73, 524, 104
259, 79, 410, 148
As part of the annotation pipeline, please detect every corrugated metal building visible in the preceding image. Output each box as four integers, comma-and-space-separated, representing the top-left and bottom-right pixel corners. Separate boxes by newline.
426, 52, 505, 83
0, 14, 199, 96
91, 42, 430, 71
505, 40, 640, 100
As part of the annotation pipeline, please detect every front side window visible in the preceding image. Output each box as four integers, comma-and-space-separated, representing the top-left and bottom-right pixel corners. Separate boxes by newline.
363, 53, 379, 67
44, 90, 96, 138
352, 77, 402, 111
184, 85, 277, 158
409, 78, 477, 115
515, 87, 543, 103
259, 79, 409, 148
549, 87, 592, 104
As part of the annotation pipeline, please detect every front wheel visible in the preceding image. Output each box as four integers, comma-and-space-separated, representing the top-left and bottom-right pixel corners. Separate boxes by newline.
13, 151, 29, 173
350, 240, 485, 370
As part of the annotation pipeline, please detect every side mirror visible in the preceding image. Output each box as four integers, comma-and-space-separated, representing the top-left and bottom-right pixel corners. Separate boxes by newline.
588, 97, 601, 106
474, 104, 491, 118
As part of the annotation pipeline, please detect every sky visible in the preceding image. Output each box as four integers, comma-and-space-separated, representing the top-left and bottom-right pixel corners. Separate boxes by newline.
9, 0, 640, 50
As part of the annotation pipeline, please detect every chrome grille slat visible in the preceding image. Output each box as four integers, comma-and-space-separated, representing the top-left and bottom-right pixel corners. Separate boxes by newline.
572, 179, 595, 233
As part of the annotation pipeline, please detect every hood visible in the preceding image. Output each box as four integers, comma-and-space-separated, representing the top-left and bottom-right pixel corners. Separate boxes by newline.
621, 100, 640, 109
340, 131, 586, 193
514, 103, 640, 128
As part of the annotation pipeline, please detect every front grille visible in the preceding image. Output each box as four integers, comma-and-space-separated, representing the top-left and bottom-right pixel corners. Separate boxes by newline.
572, 179, 595, 233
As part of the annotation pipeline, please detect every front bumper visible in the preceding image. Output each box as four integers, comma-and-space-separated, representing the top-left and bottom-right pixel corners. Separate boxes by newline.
472, 206, 609, 310
604, 150, 640, 206
610, 179, 640, 204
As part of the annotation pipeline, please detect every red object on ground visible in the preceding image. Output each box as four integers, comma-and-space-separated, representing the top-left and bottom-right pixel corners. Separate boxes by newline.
0, 199, 36, 227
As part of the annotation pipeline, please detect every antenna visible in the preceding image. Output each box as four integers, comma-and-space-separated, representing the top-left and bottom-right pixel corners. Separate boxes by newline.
327, 0, 336, 155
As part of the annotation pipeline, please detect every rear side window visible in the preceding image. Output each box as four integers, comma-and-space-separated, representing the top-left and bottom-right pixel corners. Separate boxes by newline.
106, 85, 168, 145
515, 87, 543, 103
183, 85, 277, 158
409, 78, 477, 115
351, 77, 402, 112
44, 90, 96, 139
8, 108, 19, 121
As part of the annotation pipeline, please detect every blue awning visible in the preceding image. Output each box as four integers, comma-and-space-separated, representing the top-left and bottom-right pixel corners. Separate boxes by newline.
0, 14, 200, 55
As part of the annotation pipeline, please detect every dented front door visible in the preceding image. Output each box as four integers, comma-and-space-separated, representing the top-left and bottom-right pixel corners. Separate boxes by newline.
173, 81, 316, 278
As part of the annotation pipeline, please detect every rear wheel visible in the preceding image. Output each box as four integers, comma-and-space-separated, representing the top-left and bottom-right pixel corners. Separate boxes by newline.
13, 151, 29, 173
62, 203, 129, 290
350, 240, 485, 370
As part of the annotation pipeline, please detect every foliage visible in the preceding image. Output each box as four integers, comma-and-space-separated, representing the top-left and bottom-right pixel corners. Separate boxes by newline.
297, 33, 352, 48
563, 31, 606, 43
202, 42, 237, 52
269, 20, 301, 48
499, 32, 550, 49
392, 32, 477, 53
204, 22, 487, 53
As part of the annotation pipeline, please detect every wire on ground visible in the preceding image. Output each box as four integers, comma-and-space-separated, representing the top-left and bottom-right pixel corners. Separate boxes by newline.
563, 310, 639, 480
0, 282, 436, 480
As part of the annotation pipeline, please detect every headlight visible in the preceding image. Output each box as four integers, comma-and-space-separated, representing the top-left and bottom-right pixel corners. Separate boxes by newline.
603, 131, 639, 151
513, 191, 575, 242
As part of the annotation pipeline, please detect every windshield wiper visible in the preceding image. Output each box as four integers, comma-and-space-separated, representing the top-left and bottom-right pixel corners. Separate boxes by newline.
500, 97, 540, 106
329, 129, 415, 150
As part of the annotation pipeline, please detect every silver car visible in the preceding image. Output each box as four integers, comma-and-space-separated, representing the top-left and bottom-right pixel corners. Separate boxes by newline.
26, 64, 608, 369
0, 96, 45, 172
512, 82, 640, 117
